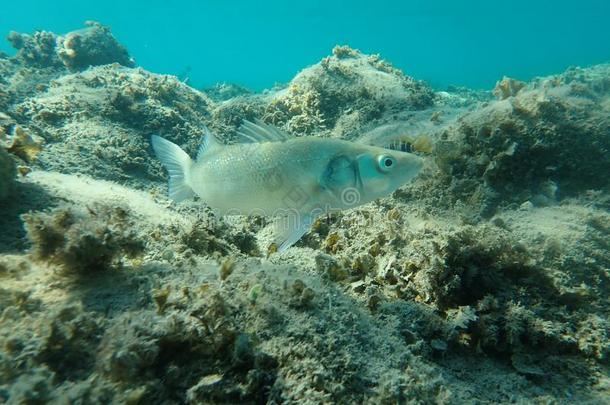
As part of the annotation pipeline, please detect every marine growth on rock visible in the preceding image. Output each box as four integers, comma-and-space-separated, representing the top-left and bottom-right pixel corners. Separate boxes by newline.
0, 22, 608, 405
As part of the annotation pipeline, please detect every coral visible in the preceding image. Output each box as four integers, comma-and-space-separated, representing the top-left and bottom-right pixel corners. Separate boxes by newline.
178, 216, 259, 257
369, 364, 451, 404
0, 147, 16, 200
36, 304, 104, 380
6, 368, 55, 404
576, 315, 609, 361
0, 299, 106, 403
22, 204, 143, 274
0, 57, 62, 110
332, 44, 361, 59
211, 95, 266, 138
1, 22, 134, 115
311, 197, 610, 373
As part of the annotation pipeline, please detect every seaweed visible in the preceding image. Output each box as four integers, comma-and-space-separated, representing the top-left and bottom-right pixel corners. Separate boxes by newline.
22, 204, 144, 275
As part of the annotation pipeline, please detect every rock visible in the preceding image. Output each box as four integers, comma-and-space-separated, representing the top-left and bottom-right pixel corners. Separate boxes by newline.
263, 45, 435, 136
22, 204, 144, 274
7, 21, 133, 71
427, 64, 610, 216
13, 65, 214, 185
56, 21, 134, 71
493, 76, 526, 99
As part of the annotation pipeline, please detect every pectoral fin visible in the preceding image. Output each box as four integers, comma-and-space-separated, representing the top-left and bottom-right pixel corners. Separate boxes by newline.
272, 212, 316, 252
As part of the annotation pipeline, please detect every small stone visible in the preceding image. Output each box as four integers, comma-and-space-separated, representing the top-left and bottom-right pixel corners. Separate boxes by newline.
248, 284, 263, 304
315, 253, 346, 281
519, 201, 534, 210
491, 217, 506, 228
292, 279, 305, 295
367, 294, 381, 311
198, 374, 224, 386
219, 257, 235, 281
511, 353, 545, 376
152, 288, 170, 314
186, 374, 225, 403
300, 287, 315, 306
350, 280, 367, 294
267, 243, 278, 257
125, 386, 147, 405
161, 248, 174, 261
430, 339, 448, 351
17, 165, 31, 176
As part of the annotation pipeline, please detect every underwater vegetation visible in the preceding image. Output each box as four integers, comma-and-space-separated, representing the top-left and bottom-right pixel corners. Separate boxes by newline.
0, 22, 609, 404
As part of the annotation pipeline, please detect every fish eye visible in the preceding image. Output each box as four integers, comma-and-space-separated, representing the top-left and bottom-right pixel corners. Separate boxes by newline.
377, 155, 395, 172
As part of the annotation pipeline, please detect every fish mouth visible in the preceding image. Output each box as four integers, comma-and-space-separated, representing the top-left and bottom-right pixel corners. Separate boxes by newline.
395, 154, 424, 186
413, 155, 424, 172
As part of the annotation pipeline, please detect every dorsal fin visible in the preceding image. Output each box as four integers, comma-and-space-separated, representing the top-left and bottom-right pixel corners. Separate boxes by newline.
236, 119, 294, 143
197, 127, 222, 161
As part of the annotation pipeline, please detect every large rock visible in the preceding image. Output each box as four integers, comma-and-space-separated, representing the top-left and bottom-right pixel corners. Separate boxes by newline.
7, 21, 134, 71
263, 46, 435, 136
1, 21, 134, 111
409, 64, 610, 217
13, 65, 214, 185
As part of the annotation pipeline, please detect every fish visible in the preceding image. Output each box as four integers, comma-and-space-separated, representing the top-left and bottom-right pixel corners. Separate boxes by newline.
151, 120, 423, 251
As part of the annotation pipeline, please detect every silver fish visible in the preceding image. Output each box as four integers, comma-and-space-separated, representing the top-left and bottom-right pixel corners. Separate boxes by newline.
151, 120, 423, 251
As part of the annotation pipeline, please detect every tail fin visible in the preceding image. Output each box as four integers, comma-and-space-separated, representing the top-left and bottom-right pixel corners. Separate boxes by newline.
151, 135, 195, 202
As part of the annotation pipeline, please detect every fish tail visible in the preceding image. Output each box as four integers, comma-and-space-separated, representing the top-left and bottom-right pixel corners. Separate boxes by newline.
151, 135, 195, 202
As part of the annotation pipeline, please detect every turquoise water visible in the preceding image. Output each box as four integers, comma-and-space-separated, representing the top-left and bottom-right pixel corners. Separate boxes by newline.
1, 0, 609, 91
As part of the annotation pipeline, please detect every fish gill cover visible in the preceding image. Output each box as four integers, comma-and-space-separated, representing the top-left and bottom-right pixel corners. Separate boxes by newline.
0, 14, 609, 405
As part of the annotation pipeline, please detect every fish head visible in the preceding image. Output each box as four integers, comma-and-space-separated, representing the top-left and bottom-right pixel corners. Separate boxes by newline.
322, 142, 423, 208
356, 146, 424, 201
